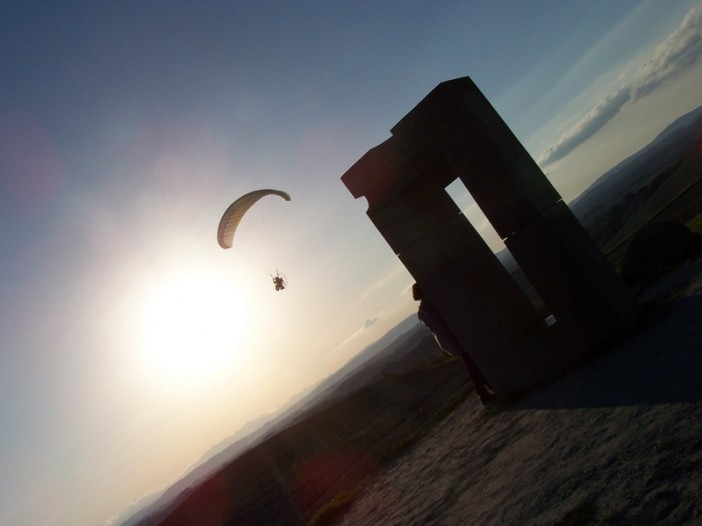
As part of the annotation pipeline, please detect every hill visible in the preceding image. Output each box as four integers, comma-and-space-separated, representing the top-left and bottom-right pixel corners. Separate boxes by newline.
120, 315, 436, 526
136, 346, 470, 525
570, 105, 702, 269
571, 104, 702, 225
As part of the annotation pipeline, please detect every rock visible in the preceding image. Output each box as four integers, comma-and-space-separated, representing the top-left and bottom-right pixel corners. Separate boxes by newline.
620, 221, 702, 286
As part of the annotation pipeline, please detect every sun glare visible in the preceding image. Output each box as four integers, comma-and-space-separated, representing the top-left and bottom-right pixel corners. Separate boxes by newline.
134, 267, 251, 383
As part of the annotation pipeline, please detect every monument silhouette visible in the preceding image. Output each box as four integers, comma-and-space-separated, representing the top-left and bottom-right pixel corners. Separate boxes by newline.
341, 77, 639, 395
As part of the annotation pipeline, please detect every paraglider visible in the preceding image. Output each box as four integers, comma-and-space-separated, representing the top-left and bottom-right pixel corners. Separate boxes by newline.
271, 272, 287, 291
217, 189, 291, 291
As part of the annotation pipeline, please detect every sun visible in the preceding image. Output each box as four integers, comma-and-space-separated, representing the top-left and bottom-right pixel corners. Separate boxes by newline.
134, 267, 251, 382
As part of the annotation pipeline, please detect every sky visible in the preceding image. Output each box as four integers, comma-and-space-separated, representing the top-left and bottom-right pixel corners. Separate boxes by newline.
1, 1, 701, 524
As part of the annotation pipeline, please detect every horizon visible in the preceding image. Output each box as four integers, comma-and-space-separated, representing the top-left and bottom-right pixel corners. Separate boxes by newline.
1, 2, 702, 525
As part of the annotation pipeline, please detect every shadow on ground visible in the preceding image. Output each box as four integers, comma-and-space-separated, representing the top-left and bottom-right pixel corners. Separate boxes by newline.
505, 292, 702, 410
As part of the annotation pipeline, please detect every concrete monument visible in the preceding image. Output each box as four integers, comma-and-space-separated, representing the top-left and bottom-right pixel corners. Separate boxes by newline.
341, 77, 639, 395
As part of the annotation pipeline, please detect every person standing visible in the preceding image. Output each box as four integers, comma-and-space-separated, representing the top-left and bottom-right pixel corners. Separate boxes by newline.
412, 283, 496, 405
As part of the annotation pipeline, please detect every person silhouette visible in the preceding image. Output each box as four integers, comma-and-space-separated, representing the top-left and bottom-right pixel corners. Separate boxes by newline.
412, 283, 496, 405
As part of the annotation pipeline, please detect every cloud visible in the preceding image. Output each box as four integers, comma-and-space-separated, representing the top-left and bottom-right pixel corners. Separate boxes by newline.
539, 4, 702, 166
332, 315, 382, 353
332, 280, 416, 355
354, 264, 406, 306
363, 316, 379, 329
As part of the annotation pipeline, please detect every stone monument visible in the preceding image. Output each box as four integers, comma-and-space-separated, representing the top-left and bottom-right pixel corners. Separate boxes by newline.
341, 77, 639, 395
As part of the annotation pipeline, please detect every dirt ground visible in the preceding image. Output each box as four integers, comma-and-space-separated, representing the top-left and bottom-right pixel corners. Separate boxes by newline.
337, 260, 702, 526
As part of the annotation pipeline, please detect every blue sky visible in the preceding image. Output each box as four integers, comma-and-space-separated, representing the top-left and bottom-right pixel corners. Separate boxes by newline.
1, 1, 702, 524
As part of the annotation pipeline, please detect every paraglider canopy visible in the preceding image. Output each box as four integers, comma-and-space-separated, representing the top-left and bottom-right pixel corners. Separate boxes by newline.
217, 189, 291, 249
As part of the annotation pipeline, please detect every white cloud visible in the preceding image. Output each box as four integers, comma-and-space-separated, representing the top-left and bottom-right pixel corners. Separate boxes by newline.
331, 320, 374, 354
539, 4, 702, 165
353, 263, 407, 306
363, 316, 380, 329
332, 278, 415, 355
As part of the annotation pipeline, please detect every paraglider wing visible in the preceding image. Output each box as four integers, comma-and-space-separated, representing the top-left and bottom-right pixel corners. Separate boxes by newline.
217, 189, 291, 249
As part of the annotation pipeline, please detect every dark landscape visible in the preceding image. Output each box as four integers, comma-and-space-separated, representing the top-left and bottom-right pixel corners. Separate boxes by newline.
129, 105, 702, 526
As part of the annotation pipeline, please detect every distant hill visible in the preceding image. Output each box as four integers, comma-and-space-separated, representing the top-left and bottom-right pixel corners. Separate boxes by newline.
565, 105, 702, 273
288, 315, 429, 413
121, 314, 436, 526
135, 344, 468, 526
571, 104, 702, 226
118, 410, 283, 526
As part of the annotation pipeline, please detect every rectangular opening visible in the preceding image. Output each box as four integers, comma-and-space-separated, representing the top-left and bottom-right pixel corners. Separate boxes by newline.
445, 179, 555, 323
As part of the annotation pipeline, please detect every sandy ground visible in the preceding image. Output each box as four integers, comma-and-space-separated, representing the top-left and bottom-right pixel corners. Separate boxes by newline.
338, 262, 702, 526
